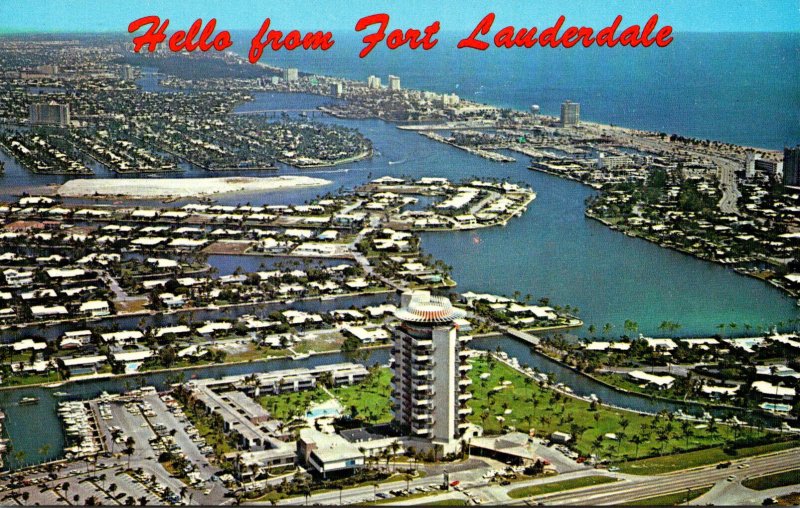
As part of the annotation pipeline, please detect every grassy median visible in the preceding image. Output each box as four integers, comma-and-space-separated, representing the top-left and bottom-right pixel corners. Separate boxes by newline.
507, 476, 618, 499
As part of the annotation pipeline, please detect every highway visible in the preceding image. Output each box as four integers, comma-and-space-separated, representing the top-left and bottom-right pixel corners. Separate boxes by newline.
506, 447, 800, 505
716, 157, 741, 215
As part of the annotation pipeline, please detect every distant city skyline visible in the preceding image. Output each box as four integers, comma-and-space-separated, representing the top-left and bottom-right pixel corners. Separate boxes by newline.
0, 0, 799, 34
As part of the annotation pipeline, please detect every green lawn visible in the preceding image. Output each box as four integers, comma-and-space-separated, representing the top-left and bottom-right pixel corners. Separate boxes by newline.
466, 356, 770, 463
622, 486, 711, 505
618, 440, 800, 475
258, 387, 330, 420
425, 500, 468, 506
507, 476, 618, 499
255, 368, 393, 423
742, 469, 800, 491
332, 368, 393, 424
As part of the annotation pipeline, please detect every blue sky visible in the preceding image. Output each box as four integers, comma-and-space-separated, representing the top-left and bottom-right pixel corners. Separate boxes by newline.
0, 0, 798, 33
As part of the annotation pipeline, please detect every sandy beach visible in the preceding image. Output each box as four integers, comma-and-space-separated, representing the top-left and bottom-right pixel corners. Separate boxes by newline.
56, 175, 331, 199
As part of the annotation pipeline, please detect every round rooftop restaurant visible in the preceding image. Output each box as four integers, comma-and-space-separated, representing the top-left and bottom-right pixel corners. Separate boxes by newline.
394, 291, 465, 324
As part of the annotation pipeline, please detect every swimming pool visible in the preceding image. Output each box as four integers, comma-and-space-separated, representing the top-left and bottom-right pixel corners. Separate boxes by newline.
305, 407, 342, 419
760, 402, 792, 412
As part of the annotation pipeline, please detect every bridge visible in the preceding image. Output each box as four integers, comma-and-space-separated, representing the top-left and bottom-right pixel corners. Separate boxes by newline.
496, 325, 541, 346
232, 109, 324, 117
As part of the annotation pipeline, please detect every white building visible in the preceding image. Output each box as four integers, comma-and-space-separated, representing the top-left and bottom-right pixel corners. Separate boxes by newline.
78, 300, 110, 317
367, 75, 381, 89
391, 291, 471, 454
388, 75, 401, 91
283, 68, 298, 81
298, 428, 365, 478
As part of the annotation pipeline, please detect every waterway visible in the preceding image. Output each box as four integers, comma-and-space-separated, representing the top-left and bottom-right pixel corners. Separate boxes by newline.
2, 334, 783, 469
0, 74, 798, 466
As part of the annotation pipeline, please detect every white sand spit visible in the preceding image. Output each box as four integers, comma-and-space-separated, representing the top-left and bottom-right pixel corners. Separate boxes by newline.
57, 176, 331, 199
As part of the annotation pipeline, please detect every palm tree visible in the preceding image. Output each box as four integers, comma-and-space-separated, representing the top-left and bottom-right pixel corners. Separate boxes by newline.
707, 418, 719, 441
629, 434, 645, 458
389, 440, 401, 469
38, 443, 51, 459
124, 436, 136, 469
615, 431, 627, 456
681, 420, 693, 449
656, 431, 670, 455
591, 435, 604, 457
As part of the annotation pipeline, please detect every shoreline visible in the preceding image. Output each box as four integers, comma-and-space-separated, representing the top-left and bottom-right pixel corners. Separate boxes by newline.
0, 287, 395, 337
0, 342, 395, 393
584, 209, 799, 300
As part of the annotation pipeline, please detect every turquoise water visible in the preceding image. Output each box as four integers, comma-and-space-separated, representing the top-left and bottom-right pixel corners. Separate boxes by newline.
305, 407, 342, 419
231, 32, 800, 150
760, 403, 792, 412
232, 93, 800, 337
1, 33, 799, 466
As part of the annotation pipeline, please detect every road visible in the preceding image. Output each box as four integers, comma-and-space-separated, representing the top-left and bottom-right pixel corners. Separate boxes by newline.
503, 447, 800, 505
273, 460, 493, 506
716, 158, 741, 215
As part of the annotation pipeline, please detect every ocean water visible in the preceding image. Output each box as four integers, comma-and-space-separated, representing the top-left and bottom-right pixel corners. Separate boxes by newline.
232, 31, 800, 150
1, 34, 799, 465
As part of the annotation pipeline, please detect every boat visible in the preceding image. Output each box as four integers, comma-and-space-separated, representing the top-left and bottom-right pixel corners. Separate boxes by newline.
19, 397, 39, 405
53, 392, 68, 397
292, 353, 310, 360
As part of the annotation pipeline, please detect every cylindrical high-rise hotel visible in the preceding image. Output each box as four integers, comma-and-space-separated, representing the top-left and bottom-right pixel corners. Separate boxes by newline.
391, 291, 473, 451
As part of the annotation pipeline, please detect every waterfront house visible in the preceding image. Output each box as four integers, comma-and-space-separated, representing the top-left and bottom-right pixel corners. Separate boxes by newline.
100, 330, 143, 347
154, 325, 191, 339
628, 370, 675, 390
12, 338, 47, 352
158, 293, 186, 309
30, 304, 68, 319
196, 321, 232, 338
61, 330, 93, 349
343, 325, 390, 344
78, 300, 110, 317
751, 380, 796, 401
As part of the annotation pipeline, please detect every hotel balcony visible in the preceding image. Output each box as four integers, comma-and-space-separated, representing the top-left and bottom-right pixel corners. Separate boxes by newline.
458, 392, 473, 401
412, 353, 433, 362
412, 412, 433, 421
458, 363, 472, 373
412, 359, 436, 369
413, 398, 432, 406
458, 335, 472, 343
458, 407, 473, 416
412, 369, 434, 378
411, 426, 432, 436
411, 338, 433, 347
458, 349, 471, 358
458, 422, 471, 430
458, 378, 473, 387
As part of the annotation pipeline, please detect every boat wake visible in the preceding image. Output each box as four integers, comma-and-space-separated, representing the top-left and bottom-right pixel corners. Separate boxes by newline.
388, 159, 407, 165
309, 167, 367, 175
